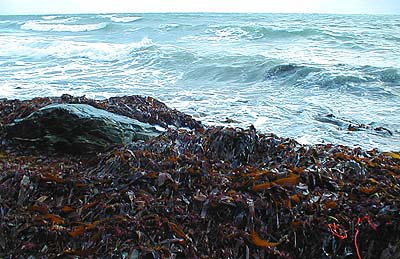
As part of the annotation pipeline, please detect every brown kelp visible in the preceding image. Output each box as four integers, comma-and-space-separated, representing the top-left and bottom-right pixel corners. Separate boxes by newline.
0, 95, 399, 258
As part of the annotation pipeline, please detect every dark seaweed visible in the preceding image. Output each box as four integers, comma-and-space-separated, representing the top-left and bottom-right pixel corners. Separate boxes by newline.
0, 95, 399, 259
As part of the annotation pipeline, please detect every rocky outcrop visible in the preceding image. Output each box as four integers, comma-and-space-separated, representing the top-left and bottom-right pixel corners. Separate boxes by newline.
5, 103, 162, 153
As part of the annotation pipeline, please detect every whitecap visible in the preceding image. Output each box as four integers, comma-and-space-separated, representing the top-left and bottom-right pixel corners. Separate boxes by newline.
21, 21, 108, 32
0, 36, 154, 61
46, 37, 154, 61
42, 16, 58, 20
110, 16, 142, 23
40, 17, 78, 24
214, 27, 248, 39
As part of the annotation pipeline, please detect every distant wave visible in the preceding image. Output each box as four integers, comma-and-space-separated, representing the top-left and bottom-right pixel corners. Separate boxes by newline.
314, 66, 400, 87
202, 25, 325, 41
315, 74, 370, 89
41, 16, 58, 20
243, 26, 323, 39
158, 23, 182, 31
21, 21, 109, 32
0, 36, 154, 61
110, 16, 142, 23
264, 64, 321, 79
0, 20, 24, 30
370, 67, 400, 83
262, 63, 400, 97
182, 24, 369, 43
181, 57, 400, 97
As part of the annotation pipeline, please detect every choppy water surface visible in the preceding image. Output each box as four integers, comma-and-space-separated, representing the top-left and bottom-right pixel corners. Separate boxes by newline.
0, 13, 399, 150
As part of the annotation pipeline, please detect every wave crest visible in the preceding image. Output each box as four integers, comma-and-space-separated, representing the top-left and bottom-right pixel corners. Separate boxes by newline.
41, 16, 58, 20
110, 16, 142, 23
376, 68, 400, 83
21, 21, 109, 32
202, 25, 323, 41
0, 36, 155, 61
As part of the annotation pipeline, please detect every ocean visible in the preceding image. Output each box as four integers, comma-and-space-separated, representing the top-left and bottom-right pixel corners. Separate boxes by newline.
0, 13, 399, 150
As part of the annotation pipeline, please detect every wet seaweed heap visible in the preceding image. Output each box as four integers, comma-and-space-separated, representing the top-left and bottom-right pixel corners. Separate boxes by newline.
0, 95, 399, 258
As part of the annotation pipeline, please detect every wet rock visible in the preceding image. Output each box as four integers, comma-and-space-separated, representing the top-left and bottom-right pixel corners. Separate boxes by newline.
5, 103, 162, 153
317, 113, 393, 136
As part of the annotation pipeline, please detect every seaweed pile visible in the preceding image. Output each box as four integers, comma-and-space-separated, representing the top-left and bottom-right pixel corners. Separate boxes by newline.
0, 95, 399, 258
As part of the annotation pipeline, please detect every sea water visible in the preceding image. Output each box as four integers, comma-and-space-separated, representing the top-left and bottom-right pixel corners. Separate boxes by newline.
0, 13, 399, 150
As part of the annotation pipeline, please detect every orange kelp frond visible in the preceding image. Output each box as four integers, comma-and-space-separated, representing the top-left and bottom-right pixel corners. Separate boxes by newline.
252, 174, 300, 191
45, 213, 65, 224
384, 152, 400, 160
274, 174, 299, 187
252, 182, 272, 191
68, 226, 86, 238
251, 231, 281, 248
169, 222, 187, 240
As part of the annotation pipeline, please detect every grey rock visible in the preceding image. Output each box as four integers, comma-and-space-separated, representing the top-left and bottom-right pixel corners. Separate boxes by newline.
5, 103, 162, 153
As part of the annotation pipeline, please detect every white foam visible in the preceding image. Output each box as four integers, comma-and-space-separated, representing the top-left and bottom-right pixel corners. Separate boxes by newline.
253, 117, 268, 128
296, 134, 314, 145
0, 36, 154, 61
21, 21, 108, 32
49, 37, 153, 61
213, 27, 249, 41
0, 81, 65, 100
42, 16, 58, 20
110, 16, 142, 23
40, 17, 78, 24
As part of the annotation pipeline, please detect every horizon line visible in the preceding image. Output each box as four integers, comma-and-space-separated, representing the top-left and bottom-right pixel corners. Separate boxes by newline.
0, 11, 399, 16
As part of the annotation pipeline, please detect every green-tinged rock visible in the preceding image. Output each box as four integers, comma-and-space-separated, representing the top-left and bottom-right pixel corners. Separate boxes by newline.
5, 104, 162, 153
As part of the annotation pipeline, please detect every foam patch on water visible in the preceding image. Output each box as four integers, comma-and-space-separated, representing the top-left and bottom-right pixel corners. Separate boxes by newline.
0, 81, 68, 100
204, 26, 249, 41
21, 21, 108, 32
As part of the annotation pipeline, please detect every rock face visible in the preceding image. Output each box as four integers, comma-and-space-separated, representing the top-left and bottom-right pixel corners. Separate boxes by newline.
5, 104, 162, 153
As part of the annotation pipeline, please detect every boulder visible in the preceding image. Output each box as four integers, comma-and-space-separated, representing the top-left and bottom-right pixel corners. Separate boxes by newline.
5, 103, 162, 153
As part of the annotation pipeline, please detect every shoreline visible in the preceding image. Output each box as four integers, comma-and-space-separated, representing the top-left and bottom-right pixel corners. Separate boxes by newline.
1, 95, 399, 258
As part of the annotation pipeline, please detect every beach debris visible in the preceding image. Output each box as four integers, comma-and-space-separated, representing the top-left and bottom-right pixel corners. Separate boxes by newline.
0, 95, 399, 258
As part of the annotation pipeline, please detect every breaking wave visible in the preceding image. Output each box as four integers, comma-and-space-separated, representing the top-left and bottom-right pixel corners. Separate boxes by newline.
203, 25, 328, 41
110, 16, 142, 23
41, 16, 58, 20
21, 21, 109, 32
183, 59, 400, 97
0, 36, 154, 61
